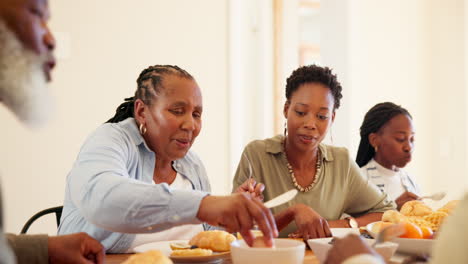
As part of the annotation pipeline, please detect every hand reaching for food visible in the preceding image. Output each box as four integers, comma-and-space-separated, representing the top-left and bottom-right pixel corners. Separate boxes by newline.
196, 193, 278, 247
288, 204, 332, 240
395, 191, 419, 210
324, 234, 382, 264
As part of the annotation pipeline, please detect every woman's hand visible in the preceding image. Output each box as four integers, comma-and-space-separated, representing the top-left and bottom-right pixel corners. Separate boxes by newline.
234, 178, 265, 201
196, 193, 278, 247
288, 204, 332, 239
325, 234, 383, 264
395, 191, 419, 210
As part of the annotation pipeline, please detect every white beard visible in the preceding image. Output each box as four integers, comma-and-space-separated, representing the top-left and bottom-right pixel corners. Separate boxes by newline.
0, 20, 54, 129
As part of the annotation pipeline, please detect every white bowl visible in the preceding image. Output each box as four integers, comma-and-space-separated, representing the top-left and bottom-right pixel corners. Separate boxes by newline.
330, 228, 360, 238
366, 221, 434, 255
230, 238, 305, 264
307, 237, 398, 263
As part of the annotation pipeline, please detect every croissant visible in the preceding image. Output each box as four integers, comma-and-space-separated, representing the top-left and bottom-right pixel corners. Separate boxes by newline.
189, 230, 236, 252
122, 250, 173, 264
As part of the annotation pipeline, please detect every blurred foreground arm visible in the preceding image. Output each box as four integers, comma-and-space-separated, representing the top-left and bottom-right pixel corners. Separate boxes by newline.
6, 233, 48, 263
7, 232, 104, 264
325, 234, 383, 264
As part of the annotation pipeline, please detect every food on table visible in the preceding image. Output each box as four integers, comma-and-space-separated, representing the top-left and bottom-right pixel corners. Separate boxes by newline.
122, 250, 173, 264
437, 200, 459, 214
189, 230, 236, 252
370, 221, 395, 234
419, 226, 434, 239
405, 216, 433, 231
379, 200, 459, 236
236, 229, 263, 239
251, 236, 275, 248
382, 210, 407, 223
399, 200, 433, 217
169, 242, 192, 250
399, 222, 423, 239
422, 211, 449, 231
170, 248, 213, 257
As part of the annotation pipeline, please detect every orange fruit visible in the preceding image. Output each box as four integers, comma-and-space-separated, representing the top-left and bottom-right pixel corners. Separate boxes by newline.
400, 222, 423, 239
420, 226, 434, 239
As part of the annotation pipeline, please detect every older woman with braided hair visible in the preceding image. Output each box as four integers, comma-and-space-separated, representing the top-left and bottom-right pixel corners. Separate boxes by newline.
356, 102, 420, 210
58, 65, 277, 253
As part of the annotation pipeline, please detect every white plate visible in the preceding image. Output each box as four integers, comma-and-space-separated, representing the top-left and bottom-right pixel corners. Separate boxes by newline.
366, 221, 434, 255
133, 240, 230, 264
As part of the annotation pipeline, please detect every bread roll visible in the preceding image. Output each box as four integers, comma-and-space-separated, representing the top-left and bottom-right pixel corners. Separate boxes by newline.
400, 201, 433, 217
371, 221, 395, 234
122, 250, 173, 264
251, 236, 275, 248
189, 230, 236, 252
382, 210, 407, 223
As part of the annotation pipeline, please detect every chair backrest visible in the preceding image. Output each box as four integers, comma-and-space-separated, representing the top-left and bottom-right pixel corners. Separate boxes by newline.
20, 206, 63, 234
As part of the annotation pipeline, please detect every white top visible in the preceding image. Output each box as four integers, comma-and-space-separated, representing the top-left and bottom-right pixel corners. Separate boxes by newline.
126, 172, 204, 253
360, 159, 420, 201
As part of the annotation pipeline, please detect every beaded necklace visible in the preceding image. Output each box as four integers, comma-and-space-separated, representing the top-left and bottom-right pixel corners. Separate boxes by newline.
283, 141, 322, 192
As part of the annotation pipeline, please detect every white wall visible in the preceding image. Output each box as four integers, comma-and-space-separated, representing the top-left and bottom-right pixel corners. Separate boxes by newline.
228, 0, 275, 185
421, 0, 467, 200
0, 0, 230, 234
320, 0, 468, 202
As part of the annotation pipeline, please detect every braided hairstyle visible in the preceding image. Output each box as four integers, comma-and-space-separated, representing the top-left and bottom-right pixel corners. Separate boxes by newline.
356, 102, 412, 167
106, 65, 194, 123
285, 64, 343, 110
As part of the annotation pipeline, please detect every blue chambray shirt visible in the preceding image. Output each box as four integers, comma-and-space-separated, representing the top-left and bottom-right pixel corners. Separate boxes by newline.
58, 118, 211, 253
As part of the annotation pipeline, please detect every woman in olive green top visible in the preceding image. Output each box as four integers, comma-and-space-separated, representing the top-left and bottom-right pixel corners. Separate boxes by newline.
233, 65, 395, 239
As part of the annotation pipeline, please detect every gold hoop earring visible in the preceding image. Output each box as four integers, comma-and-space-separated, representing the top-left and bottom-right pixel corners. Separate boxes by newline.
139, 123, 147, 135
283, 121, 288, 137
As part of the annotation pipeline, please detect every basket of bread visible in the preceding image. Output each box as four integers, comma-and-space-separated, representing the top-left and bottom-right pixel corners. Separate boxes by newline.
367, 199, 459, 255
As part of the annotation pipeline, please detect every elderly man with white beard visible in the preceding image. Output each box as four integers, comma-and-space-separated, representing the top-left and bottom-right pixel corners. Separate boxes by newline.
0, 0, 104, 263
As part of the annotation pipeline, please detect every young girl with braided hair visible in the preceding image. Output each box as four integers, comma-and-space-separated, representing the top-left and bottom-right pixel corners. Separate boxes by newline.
357, 102, 420, 210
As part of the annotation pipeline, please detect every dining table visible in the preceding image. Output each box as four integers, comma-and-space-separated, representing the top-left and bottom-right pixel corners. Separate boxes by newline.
105, 250, 320, 264
105, 250, 428, 264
